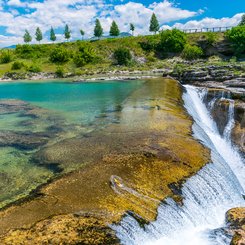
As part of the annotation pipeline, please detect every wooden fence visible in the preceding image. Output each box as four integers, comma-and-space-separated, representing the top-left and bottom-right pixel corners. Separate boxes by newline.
181, 26, 233, 33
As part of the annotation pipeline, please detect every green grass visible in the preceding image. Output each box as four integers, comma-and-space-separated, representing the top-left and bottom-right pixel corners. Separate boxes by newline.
0, 31, 243, 79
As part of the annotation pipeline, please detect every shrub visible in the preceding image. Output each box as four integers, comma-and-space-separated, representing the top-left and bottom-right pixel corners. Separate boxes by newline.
15, 44, 33, 59
0, 50, 12, 64
139, 36, 160, 52
173, 63, 186, 76
146, 53, 157, 62
50, 47, 70, 63
73, 43, 96, 67
16, 44, 51, 59
55, 66, 64, 78
28, 64, 41, 73
225, 25, 245, 55
11, 61, 24, 70
114, 47, 132, 65
158, 29, 187, 53
181, 44, 203, 60
204, 32, 217, 45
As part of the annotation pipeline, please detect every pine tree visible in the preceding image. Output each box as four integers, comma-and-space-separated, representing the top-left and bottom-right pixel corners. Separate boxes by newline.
94, 19, 103, 39
149, 13, 160, 34
50, 27, 56, 42
64, 24, 71, 41
239, 14, 245, 26
80, 29, 85, 40
110, 21, 120, 37
35, 27, 43, 43
23, 30, 32, 44
130, 23, 135, 36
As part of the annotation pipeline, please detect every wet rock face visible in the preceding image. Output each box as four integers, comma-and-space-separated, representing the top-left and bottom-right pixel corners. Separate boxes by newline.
226, 208, 245, 245
211, 100, 230, 136
232, 102, 245, 153
201, 88, 245, 153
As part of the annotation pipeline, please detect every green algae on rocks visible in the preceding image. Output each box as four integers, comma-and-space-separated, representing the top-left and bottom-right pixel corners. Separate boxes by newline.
0, 78, 210, 244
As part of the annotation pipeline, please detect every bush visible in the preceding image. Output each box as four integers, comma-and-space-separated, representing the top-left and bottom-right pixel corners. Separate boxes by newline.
73, 43, 97, 67
139, 36, 160, 52
204, 32, 217, 45
158, 29, 187, 53
0, 50, 12, 64
28, 64, 41, 73
55, 66, 64, 78
181, 44, 203, 60
173, 64, 186, 76
50, 47, 70, 63
16, 44, 51, 59
11, 61, 24, 70
225, 26, 245, 55
114, 47, 132, 65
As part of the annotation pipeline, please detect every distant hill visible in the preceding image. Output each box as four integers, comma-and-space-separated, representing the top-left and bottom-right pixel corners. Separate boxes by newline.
2, 45, 16, 49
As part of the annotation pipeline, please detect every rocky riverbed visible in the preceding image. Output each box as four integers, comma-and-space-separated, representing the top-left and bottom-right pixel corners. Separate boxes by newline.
0, 78, 210, 244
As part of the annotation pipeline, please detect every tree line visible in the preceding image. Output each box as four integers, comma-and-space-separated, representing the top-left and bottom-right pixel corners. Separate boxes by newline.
23, 13, 160, 43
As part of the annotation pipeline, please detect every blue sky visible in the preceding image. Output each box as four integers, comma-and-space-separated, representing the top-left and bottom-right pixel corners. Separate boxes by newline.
0, 0, 244, 47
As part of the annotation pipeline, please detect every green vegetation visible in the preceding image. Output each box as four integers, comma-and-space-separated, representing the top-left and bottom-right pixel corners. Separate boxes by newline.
114, 47, 132, 65
73, 43, 97, 67
35, 27, 43, 43
80, 29, 85, 40
149, 13, 160, 34
239, 14, 245, 26
23, 30, 32, 44
181, 44, 203, 60
226, 25, 245, 55
130, 23, 135, 36
110, 21, 120, 37
94, 19, 103, 39
50, 27, 57, 42
203, 32, 217, 45
0, 29, 244, 79
27, 64, 42, 73
50, 47, 70, 63
64, 24, 71, 41
159, 29, 187, 53
55, 66, 65, 78
0, 50, 13, 64
11, 61, 24, 70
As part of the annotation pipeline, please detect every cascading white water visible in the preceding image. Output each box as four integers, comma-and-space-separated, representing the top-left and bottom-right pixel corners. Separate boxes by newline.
111, 85, 245, 245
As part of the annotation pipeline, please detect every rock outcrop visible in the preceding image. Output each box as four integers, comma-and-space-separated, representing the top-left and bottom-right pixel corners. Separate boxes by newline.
226, 208, 245, 245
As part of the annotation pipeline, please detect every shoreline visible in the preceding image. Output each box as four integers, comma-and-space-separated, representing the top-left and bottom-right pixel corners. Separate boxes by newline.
0, 69, 165, 83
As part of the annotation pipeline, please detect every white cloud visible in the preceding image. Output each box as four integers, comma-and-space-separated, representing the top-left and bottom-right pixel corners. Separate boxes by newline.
7, 0, 26, 7
172, 13, 244, 30
0, 1, 241, 48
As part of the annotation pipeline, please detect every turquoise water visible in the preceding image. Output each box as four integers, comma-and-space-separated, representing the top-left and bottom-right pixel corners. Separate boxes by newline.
0, 80, 143, 208
0, 80, 143, 125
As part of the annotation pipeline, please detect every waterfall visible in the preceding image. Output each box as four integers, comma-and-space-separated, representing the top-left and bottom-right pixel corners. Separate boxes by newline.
111, 85, 245, 245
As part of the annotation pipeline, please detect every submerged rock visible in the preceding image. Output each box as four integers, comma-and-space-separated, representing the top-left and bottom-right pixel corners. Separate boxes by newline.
0, 100, 29, 115
0, 131, 49, 150
0, 172, 12, 192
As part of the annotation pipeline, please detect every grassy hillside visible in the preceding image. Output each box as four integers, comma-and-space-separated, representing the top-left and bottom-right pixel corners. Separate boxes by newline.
0, 30, 244, 79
